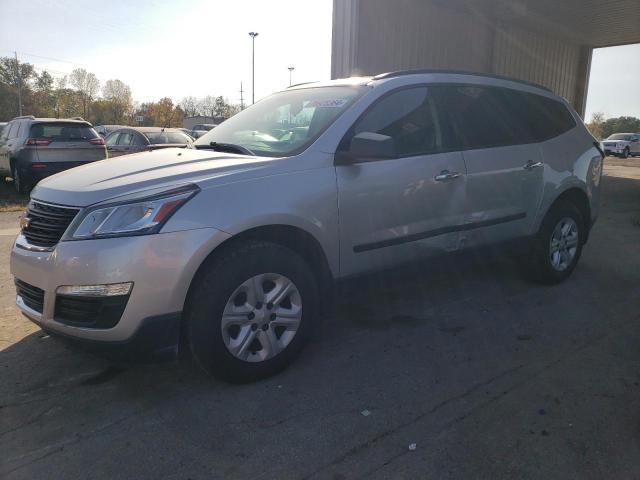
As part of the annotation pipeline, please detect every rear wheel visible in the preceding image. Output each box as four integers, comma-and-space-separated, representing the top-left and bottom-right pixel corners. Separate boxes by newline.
521, 200, 584, 284
186, 240, 318, 383
622, 147, 630, 159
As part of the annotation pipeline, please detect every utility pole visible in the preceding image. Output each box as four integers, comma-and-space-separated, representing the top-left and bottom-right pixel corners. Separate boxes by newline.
239, 82, 245, 110
288, 67, 295, 86
248, 32, 259, 104
14, 51, 23, 116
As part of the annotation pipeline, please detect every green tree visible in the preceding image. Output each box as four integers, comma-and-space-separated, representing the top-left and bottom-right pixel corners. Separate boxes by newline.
102, 79, 133, 123
180, 96, 199, 117
0, 56, 36, 119
32, 71, 56, 117
599, 116, 640, 139
586, 112, 606, 139
70, 68, 100, 118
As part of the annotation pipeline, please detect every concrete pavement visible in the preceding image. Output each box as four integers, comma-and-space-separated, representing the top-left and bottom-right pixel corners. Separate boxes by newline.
1, 159, 640, 479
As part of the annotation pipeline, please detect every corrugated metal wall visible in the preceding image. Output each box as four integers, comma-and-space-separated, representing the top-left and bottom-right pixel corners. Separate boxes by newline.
492, 26, 584, 107
331, 0, 594, 115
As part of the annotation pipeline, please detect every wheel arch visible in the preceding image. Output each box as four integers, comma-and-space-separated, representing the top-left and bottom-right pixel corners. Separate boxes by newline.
546, 187, 592, 242
183, 224, 336, 327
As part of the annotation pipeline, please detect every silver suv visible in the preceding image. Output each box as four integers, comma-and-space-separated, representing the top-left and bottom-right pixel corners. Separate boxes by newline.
602, 133, 640, 158
11, 71, 603, 382
0, 116, 106, 193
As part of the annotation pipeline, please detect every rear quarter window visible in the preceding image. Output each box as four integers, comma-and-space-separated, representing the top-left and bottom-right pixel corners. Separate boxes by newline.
517, 93, 576, 141
30, 122, 98, 141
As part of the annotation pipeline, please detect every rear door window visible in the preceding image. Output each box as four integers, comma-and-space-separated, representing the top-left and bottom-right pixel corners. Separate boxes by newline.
516, 93, 576, 141
117, 132, 134, 146
29, 122, 99, 141
431, 85, 519, 150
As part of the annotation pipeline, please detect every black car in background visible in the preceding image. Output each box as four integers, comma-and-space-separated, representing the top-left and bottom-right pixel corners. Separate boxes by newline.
0, 116, 106, 193
105, 127, 193, 157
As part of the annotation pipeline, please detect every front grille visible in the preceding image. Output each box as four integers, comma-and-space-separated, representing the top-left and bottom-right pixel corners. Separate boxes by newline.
21, 201, 79, 248
55, 294, 130, 329
15, 279, 45, 313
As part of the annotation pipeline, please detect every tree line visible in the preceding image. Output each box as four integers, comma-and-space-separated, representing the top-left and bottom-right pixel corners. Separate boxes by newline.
0, 56, 240, 128
587, 113, 640, 140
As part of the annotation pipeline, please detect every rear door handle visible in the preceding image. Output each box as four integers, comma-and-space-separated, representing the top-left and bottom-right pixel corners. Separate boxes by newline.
434, 170, 461, 182
523, 160, 543, 170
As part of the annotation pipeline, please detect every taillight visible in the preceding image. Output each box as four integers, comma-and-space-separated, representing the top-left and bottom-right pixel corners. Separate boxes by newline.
89, 137, 105, 145
31, 163, 48, 169
25, 138, 52, 146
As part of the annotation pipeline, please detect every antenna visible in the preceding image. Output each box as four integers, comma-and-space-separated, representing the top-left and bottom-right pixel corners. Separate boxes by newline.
239, 82, 245, 110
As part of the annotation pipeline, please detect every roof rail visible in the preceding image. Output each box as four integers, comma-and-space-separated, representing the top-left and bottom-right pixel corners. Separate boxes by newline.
287, 81, 318, 89
372, 69, 553, 93
71, 116, 85, 121
13, 115, 35, 120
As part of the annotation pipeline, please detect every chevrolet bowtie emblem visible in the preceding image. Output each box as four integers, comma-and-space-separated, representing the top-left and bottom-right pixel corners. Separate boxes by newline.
19, 215, 30, 230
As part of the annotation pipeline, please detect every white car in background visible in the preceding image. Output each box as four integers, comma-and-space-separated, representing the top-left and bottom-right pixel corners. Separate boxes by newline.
602, 133, 640, 158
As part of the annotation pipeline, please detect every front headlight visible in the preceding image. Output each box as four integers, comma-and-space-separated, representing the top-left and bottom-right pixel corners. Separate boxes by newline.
64, 184, 199, 240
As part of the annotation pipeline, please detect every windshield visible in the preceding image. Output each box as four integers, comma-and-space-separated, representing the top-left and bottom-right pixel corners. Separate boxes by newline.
607, 134, 632, 141
194, 86, 367, 156
144, 131, 191, 144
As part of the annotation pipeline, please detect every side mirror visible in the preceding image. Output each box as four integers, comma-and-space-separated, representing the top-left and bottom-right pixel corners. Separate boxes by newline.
336, 132, 396, 165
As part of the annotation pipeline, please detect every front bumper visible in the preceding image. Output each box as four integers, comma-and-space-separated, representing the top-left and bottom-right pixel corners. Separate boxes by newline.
603, 147, 625, 155
10, 227, 231, 356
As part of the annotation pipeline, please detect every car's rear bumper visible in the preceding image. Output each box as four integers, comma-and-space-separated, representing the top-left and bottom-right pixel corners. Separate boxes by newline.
15, 160, 105, 186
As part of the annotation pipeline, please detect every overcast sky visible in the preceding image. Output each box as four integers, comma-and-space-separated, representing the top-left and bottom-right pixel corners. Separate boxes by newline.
0, 0, 638, 120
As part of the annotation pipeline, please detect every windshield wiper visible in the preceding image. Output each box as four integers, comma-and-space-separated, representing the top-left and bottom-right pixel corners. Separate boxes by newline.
196, 142, 255, 156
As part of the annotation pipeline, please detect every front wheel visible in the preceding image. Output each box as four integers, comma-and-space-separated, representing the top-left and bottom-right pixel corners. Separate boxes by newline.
622, 148, 630, 159
521, 201, 584, 284
186, 240, 318, 383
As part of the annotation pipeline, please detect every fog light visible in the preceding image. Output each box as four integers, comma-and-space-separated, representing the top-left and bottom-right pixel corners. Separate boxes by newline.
56, 282, 133, 297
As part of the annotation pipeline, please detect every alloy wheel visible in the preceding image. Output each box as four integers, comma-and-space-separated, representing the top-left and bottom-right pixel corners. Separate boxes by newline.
221, 273, 302, 363
549, 217, 579, 271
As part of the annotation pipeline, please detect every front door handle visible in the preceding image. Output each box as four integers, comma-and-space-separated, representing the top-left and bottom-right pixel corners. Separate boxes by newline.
434, 170, 461, 182
523, 160, 544, 170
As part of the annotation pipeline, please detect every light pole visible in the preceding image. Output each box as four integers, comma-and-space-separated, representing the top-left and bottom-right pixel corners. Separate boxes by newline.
249, 32, 259, 104
288, 66, 295, 86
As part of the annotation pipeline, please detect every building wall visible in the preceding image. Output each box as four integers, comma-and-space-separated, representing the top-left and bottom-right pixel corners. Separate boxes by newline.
331, 0, 593, 116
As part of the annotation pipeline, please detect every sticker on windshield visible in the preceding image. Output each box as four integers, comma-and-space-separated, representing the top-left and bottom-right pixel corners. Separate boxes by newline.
307, 99, 349, 108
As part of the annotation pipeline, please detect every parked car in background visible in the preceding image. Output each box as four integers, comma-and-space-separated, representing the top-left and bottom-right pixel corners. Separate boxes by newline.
105, 127, 193, 157
177, 128, 195, 140
190, 123, 216, 139
95, 124, 127, 138
10, 72, 602, 382
0, 116, 106, 193
602, 133, 640, 158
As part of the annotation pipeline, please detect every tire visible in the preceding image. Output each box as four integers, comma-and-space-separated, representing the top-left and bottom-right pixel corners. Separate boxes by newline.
521, 200, 585, 284
12, 164, 27, 194
186, 240, 318, 383
622, 148, 630, 159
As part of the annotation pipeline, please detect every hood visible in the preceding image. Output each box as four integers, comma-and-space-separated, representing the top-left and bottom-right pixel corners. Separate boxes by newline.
32, 148, 276, 207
